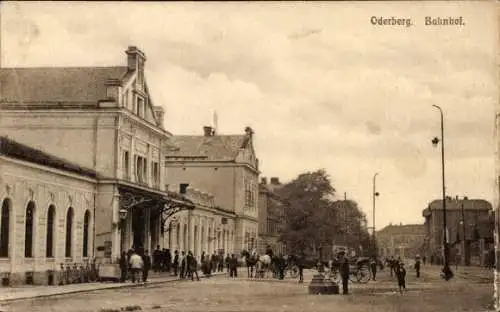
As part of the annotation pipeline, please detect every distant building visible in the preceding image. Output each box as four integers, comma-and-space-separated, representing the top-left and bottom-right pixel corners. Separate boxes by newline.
422, 197, 494, 266
164, 126, 259, 254
258, 177, 285, 255
377, 223, 426, 259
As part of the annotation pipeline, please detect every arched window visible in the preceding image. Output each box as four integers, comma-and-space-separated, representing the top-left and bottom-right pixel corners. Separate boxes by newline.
46, 205, 55, 258
25, 201, 35, 258
65, 207, 74, 258
83, 210, 90, 258
0, 199, 10, 258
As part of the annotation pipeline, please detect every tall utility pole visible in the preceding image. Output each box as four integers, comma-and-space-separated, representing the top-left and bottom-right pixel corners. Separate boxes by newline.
432, 104, 453, 280
372, 173, 379, 259
343, 192, 347, 246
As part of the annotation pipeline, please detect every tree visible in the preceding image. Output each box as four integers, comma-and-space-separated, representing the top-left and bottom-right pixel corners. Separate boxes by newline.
278, 169, 373, 258
278, 169, 340, 256
333, 199, 373, 254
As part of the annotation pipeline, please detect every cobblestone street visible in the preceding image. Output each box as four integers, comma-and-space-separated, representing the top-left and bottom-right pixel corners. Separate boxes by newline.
0, 267, 494, 312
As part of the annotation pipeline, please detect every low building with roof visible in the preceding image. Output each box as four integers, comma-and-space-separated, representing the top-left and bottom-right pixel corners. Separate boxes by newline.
163, 187, 236, 259
376, 223, 426, 260
165, 125, 260, 254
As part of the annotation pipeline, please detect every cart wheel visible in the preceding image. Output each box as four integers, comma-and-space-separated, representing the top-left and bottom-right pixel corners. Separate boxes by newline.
357, 266, 370, 284
289, 266, 299, 278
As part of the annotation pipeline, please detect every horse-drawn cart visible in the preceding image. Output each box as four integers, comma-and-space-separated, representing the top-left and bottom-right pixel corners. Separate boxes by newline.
327, 257, 370, 284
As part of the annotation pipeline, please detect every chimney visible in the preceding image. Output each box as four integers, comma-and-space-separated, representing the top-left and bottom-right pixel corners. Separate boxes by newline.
270, 177, 280, 185
261, 177, 267, 184
179, 183, 189, 194
244, 126, 254, 137
203, 126, 214, 137
125, 46, 146, 71
153, 106, 165, 129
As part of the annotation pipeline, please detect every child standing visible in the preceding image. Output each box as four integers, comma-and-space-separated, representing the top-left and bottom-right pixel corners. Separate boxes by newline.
396, 262, 407, 294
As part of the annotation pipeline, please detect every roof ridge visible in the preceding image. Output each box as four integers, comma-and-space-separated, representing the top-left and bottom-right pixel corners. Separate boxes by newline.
1, 66, 128, 70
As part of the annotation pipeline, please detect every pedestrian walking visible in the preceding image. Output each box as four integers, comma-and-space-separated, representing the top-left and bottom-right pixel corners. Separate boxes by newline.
414, 257, 421, 278
119, 251, 128, 282
339, 252, 350, 295
229, 254, 238, 278
153, 245, 161, 273
180, 251, 187, 278
370, 257, 377, 281
422, 256, 426, 266
396, 262, 406, 293
172, 250, 179, 276
225, 254, 231, 272
297, 253, 305, 283
129, 250, 144, 283
142, 249, 151, 283
187, 251, 200, 281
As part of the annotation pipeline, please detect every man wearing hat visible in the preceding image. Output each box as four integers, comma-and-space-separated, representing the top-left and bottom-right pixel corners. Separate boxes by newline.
338, 251, 350, 295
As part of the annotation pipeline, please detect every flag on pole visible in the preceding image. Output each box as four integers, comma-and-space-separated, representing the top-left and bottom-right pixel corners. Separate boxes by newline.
212, 110, 218, 134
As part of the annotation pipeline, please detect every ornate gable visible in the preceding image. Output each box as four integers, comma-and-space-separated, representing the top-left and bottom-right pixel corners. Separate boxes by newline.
120, 46, 161, 127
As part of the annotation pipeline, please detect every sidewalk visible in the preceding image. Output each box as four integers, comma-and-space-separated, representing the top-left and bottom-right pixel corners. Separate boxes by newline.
0, 270, 227, 304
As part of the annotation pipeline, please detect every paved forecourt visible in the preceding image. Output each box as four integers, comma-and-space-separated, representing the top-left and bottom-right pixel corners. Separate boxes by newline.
0, 266, 494, 312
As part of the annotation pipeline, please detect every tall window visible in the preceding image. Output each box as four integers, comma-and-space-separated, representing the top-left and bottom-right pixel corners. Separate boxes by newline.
143, 158, 148, 183
136, 97, 144, 117
24, 201, 35, 258
152, 162, 159, 188
0, 199, 10, 258
65, 207, 74, 258
83, 210, 90, 257
123, 151, 130, 180
136, 156, 143, 183
46, 205, 55, 258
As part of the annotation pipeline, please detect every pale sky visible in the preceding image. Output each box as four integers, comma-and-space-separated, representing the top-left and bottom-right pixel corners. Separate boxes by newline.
1, 1, 497, 229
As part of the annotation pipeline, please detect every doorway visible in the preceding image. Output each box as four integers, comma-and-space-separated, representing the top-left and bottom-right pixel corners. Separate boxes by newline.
132, 208, 145, 251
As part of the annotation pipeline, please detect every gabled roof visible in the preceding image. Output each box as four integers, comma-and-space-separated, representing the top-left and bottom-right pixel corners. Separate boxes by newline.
377, 224, 426, 236
0, 66, 128, 104
165, 135, 249, 161
427, 199, 493, 211
0, 136, 100, 179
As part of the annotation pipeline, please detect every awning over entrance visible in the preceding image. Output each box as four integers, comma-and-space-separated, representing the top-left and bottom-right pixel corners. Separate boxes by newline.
118, 183, 195, 231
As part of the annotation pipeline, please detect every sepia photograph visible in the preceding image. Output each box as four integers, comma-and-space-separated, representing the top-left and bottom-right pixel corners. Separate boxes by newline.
0, 1, 497, 312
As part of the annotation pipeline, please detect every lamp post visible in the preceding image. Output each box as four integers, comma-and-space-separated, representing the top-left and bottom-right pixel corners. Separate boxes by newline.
118, 208, 128, 254
458, 196, 468, 266
431, 104, 453, 280
372, 173, 380, 259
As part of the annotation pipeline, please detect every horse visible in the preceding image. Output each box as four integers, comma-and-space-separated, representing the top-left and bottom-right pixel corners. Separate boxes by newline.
241, 250, 258, 278
255, 254, 273, 279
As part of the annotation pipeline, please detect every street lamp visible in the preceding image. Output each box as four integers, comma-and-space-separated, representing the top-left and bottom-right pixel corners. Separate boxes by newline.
458, 196, 469, 266
431, 104, 453, 281
372, 173, 380, 259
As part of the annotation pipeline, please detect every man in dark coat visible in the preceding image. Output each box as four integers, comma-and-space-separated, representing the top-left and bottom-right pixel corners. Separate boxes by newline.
153, 245, 161, 273
187, 251, 200, 281
225, 254, 231, 272
297, 253, 305, 283
370, 258, 377, 281
142, 249, 152, 283
229, 254, 238, 278
119, 251, 128, 282
414, 257, 421, 278
339, 252, 350, 295
172, 250, 179, 276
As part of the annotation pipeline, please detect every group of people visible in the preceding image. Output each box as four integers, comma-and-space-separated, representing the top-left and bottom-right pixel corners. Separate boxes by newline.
119, 245, 244, 283
119, 248, 152, 283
